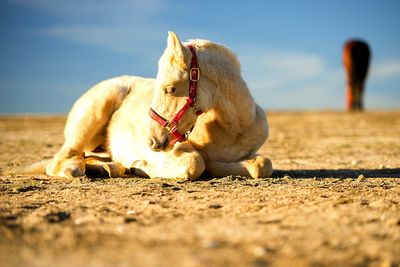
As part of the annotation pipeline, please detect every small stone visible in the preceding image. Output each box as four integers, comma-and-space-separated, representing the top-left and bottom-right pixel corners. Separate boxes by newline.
251, 246, 266, 257
209, 204, 223, 209
115, 225, 125, 234
44, 211, 71, 223
73, 214, 98, 225
203, 239, 223, 249
126, 210, 136, 215
283, 175, 292, 179
124, 217, 137, 223
356, 174, 366, 182
351, 160, 359, 167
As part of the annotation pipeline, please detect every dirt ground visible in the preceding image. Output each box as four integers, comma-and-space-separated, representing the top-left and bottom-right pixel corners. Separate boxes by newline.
0, 111, 399, 267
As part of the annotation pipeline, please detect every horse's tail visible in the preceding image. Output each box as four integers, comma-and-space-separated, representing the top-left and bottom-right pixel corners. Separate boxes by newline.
17, 159, 51, 175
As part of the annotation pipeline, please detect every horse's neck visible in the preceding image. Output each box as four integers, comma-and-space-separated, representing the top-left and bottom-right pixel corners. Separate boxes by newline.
199, 67, 256, 132
197, 49, 256, 131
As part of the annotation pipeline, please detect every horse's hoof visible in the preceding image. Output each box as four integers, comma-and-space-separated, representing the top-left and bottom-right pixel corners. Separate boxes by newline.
46, 156, 85, 178
130, 160, 149, 177
63, 166, 85, 178
103, 163, 126, 177
248, 156, 273, 178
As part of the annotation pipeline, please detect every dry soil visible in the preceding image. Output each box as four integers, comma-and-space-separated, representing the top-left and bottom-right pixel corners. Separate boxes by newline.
0, 111, 399, 267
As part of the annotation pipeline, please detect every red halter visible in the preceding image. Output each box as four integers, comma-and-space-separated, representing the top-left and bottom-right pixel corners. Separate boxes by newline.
149, 45, 203, 145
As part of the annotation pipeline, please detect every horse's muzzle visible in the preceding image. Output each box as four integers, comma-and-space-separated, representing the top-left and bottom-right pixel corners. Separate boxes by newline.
148, 136, 169, 152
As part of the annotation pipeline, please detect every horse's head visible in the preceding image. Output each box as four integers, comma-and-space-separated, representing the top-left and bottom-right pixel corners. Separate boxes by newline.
148, 31, 202, 151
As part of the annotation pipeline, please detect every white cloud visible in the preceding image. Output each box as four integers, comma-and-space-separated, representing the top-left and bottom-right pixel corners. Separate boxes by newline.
44, 24, 162, 57
237, 47, 345, 109
369, 60, 400, 81
11, 0, 171, 57
239, 48, 326, 90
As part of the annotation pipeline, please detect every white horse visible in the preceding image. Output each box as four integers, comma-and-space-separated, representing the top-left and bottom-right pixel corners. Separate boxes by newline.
44, 31, 272, 180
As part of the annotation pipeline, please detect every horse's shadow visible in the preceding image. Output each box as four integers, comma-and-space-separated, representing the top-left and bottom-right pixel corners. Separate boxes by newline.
271, 168, 400, 179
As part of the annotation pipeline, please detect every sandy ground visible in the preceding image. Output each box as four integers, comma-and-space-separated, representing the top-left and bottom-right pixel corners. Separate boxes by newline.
0, 111, 399, 267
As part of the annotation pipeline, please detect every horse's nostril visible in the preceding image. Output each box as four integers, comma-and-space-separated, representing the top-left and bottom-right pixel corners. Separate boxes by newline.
148, 137, 158, 150
148, 137, 167, 151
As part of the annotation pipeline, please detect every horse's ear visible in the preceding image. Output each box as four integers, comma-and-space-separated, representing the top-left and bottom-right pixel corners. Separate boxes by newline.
167, 31, 187, 67
167, 31, 182, 50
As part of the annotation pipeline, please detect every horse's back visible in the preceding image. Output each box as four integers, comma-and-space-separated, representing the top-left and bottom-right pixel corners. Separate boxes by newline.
65, 75, 154, 151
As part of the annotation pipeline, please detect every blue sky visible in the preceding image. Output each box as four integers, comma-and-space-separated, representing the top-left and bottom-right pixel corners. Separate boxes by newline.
1, 0, 399, 113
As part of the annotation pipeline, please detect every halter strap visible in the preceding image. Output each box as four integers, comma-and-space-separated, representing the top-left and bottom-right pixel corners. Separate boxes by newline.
149, 45, 202, 145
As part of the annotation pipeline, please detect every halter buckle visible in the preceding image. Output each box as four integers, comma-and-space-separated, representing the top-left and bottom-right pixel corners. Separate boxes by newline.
182, 133, 189, 141
165, 121, 176, 133
190, 67, 200, 81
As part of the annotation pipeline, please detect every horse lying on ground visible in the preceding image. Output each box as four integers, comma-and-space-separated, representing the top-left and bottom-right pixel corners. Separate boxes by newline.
41, 31, 272, 180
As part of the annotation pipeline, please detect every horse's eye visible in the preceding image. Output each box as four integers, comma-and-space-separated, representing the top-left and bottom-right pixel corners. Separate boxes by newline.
164, 87, 176, 94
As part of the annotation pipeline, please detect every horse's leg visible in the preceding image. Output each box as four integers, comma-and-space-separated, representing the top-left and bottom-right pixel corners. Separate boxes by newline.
46, 82, 128, 178
46, 116, 108, 178
346, 84, 354, 111
131, 143, 205, 180
358, 83, 364, 110
205, 154, 273, 178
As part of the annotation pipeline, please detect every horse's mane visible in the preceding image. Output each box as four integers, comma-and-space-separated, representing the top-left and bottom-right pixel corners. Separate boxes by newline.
184, 39, 255, 126
185, 39, 241, 74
